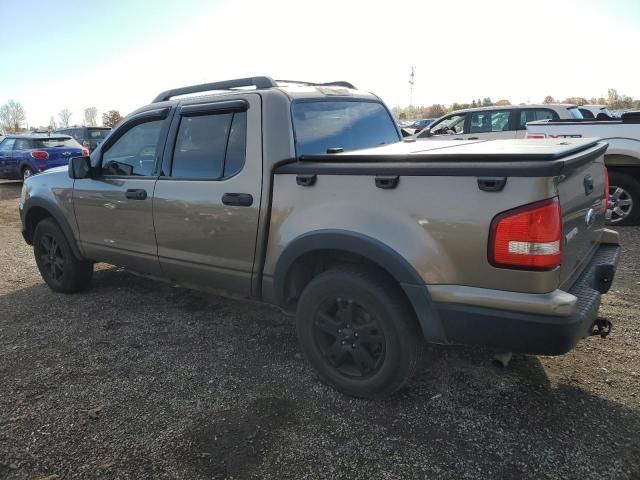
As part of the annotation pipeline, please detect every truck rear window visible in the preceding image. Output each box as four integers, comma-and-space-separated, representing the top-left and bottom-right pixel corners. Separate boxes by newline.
89, 129, 110, 139
292, 101, 400, 155
32, 137, 81, 148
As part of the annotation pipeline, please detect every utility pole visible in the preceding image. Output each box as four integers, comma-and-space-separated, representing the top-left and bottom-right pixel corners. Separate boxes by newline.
408, 66, 415, 108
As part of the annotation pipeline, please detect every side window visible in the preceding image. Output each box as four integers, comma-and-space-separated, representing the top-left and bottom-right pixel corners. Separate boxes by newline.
14, 139, 32, 150
427, 114, 465, 136
519, 109, 557, 129
470, 110, 513, 133
170, 111, 246, 179
102, 120, 164, 176
579, 108, 595, 119
0, 139, 15, 152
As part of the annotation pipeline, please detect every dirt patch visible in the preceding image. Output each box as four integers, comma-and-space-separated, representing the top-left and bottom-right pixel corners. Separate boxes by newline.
0, 182, 639, 479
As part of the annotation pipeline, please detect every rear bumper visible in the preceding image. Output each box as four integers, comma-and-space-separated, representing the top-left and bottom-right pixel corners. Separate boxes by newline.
429, 243, 621, 355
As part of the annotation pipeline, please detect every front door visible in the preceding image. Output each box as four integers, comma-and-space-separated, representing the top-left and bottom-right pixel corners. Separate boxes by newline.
153, 95, 262, 296
73, 112, 170, 275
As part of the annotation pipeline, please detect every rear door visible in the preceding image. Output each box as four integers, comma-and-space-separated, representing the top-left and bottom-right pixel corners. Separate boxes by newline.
516, 108, 558, 138
73, 108, 171, 274
465, 109, 517, 140
153, 95, 262, 296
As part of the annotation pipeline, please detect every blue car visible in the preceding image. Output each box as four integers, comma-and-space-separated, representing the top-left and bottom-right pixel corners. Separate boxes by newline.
0, 134, 87, 181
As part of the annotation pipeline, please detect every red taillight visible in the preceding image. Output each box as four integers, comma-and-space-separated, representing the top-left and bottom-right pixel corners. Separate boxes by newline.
526, 133, 546, 139
489, 198, 562, 270
30, 150, 49, 161
604, 168, 609, 212
81, 147, 89, 156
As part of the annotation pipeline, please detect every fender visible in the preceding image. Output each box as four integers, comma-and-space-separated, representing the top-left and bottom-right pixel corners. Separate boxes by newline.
22, 197, 85, 261
273, 229, 447, 343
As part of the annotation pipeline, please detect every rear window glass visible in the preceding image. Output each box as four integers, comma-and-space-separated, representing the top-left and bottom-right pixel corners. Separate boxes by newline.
32, 137, 81, 148
519, 109, 557, 128
292, 101, 400, 155
567, 107, 584, 119
89, 129, 110, 139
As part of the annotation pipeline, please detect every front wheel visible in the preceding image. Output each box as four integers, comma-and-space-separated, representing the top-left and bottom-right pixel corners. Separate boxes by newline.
608, 171, 640, 226
33, 218, 93, 293
296, 265, 423, 398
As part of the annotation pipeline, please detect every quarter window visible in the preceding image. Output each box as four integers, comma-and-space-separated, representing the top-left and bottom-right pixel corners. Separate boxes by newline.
519, 109, 557, 129
170, 111, 247, 178
0, 139, 15, 152
102, 120, 164, 176
469, 110, 512, 133
14, 139, 32, 150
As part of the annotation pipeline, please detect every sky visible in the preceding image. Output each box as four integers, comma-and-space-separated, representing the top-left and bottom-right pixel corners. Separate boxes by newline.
1, 0, 639, 127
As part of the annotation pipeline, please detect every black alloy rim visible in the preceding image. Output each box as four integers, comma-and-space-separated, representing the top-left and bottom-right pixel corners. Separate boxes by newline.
39, 234, 64, 281
313, 297, 386, 377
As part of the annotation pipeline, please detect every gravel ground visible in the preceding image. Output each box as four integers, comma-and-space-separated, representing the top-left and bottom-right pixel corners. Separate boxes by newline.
0, 180, 639, 480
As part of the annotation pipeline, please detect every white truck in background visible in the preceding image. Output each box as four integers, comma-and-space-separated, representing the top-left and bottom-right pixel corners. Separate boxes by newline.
527, 112, 640, 226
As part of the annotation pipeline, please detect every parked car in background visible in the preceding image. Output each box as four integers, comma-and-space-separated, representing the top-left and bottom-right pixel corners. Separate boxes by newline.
578, 105, 615, 120
0, 134, 86, 180
406, 118, 434, 134
19, 76, 620, 398
414, 104, 582, 141
55, 126, 111, 152
526, 111, 640, 226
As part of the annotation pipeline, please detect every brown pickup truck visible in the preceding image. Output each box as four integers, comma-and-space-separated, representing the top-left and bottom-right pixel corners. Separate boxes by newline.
19, 77, 620, 398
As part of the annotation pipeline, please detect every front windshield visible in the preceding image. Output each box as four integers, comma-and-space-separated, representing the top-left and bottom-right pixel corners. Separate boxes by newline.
292, 101, 400, 155
429, 114, 465, 135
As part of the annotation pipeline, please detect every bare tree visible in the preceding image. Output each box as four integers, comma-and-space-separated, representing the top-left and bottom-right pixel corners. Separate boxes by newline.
58, 109, 72, 128
48, 116, 57, 131
0, 99, 27, 133
83, 107, 98, 127
543, 95, 555, 104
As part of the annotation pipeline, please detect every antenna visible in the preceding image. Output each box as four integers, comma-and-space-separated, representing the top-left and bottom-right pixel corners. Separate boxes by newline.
408, 66, 416, 108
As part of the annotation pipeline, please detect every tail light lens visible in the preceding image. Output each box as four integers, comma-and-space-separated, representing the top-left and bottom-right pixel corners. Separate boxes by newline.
489, 198, 562, 270
526, 133, 546, 139
604, 168, 610, 212
81, 147, 89, 156
30, 150, 49, 161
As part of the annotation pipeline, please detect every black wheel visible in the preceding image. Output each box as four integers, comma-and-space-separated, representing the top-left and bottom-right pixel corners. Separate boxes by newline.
33, 218, 93, 293
608, 171, 640, 226
296, 265, 423, 398
22, 167, 35, 181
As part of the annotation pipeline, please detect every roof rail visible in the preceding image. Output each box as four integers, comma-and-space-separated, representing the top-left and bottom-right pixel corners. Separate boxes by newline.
276, 79, 357, 90
152, 76, 278, 103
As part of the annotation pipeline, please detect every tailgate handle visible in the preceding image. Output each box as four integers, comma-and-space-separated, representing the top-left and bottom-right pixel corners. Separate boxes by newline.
477, 177, 507, 192
584, 174, 594, 195
375, 176, 399, 189
296, 174, 316, 187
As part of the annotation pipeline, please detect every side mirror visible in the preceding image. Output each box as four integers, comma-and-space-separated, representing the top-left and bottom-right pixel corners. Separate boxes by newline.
69, 156, 92, 179
419, 127, 432, 138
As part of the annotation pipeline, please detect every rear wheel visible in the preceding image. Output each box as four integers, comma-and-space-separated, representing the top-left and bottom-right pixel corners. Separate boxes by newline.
22, 167, 35, 181
608, 171, 640, 226
33, 218, 93, 293
296, 265, 423, 398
